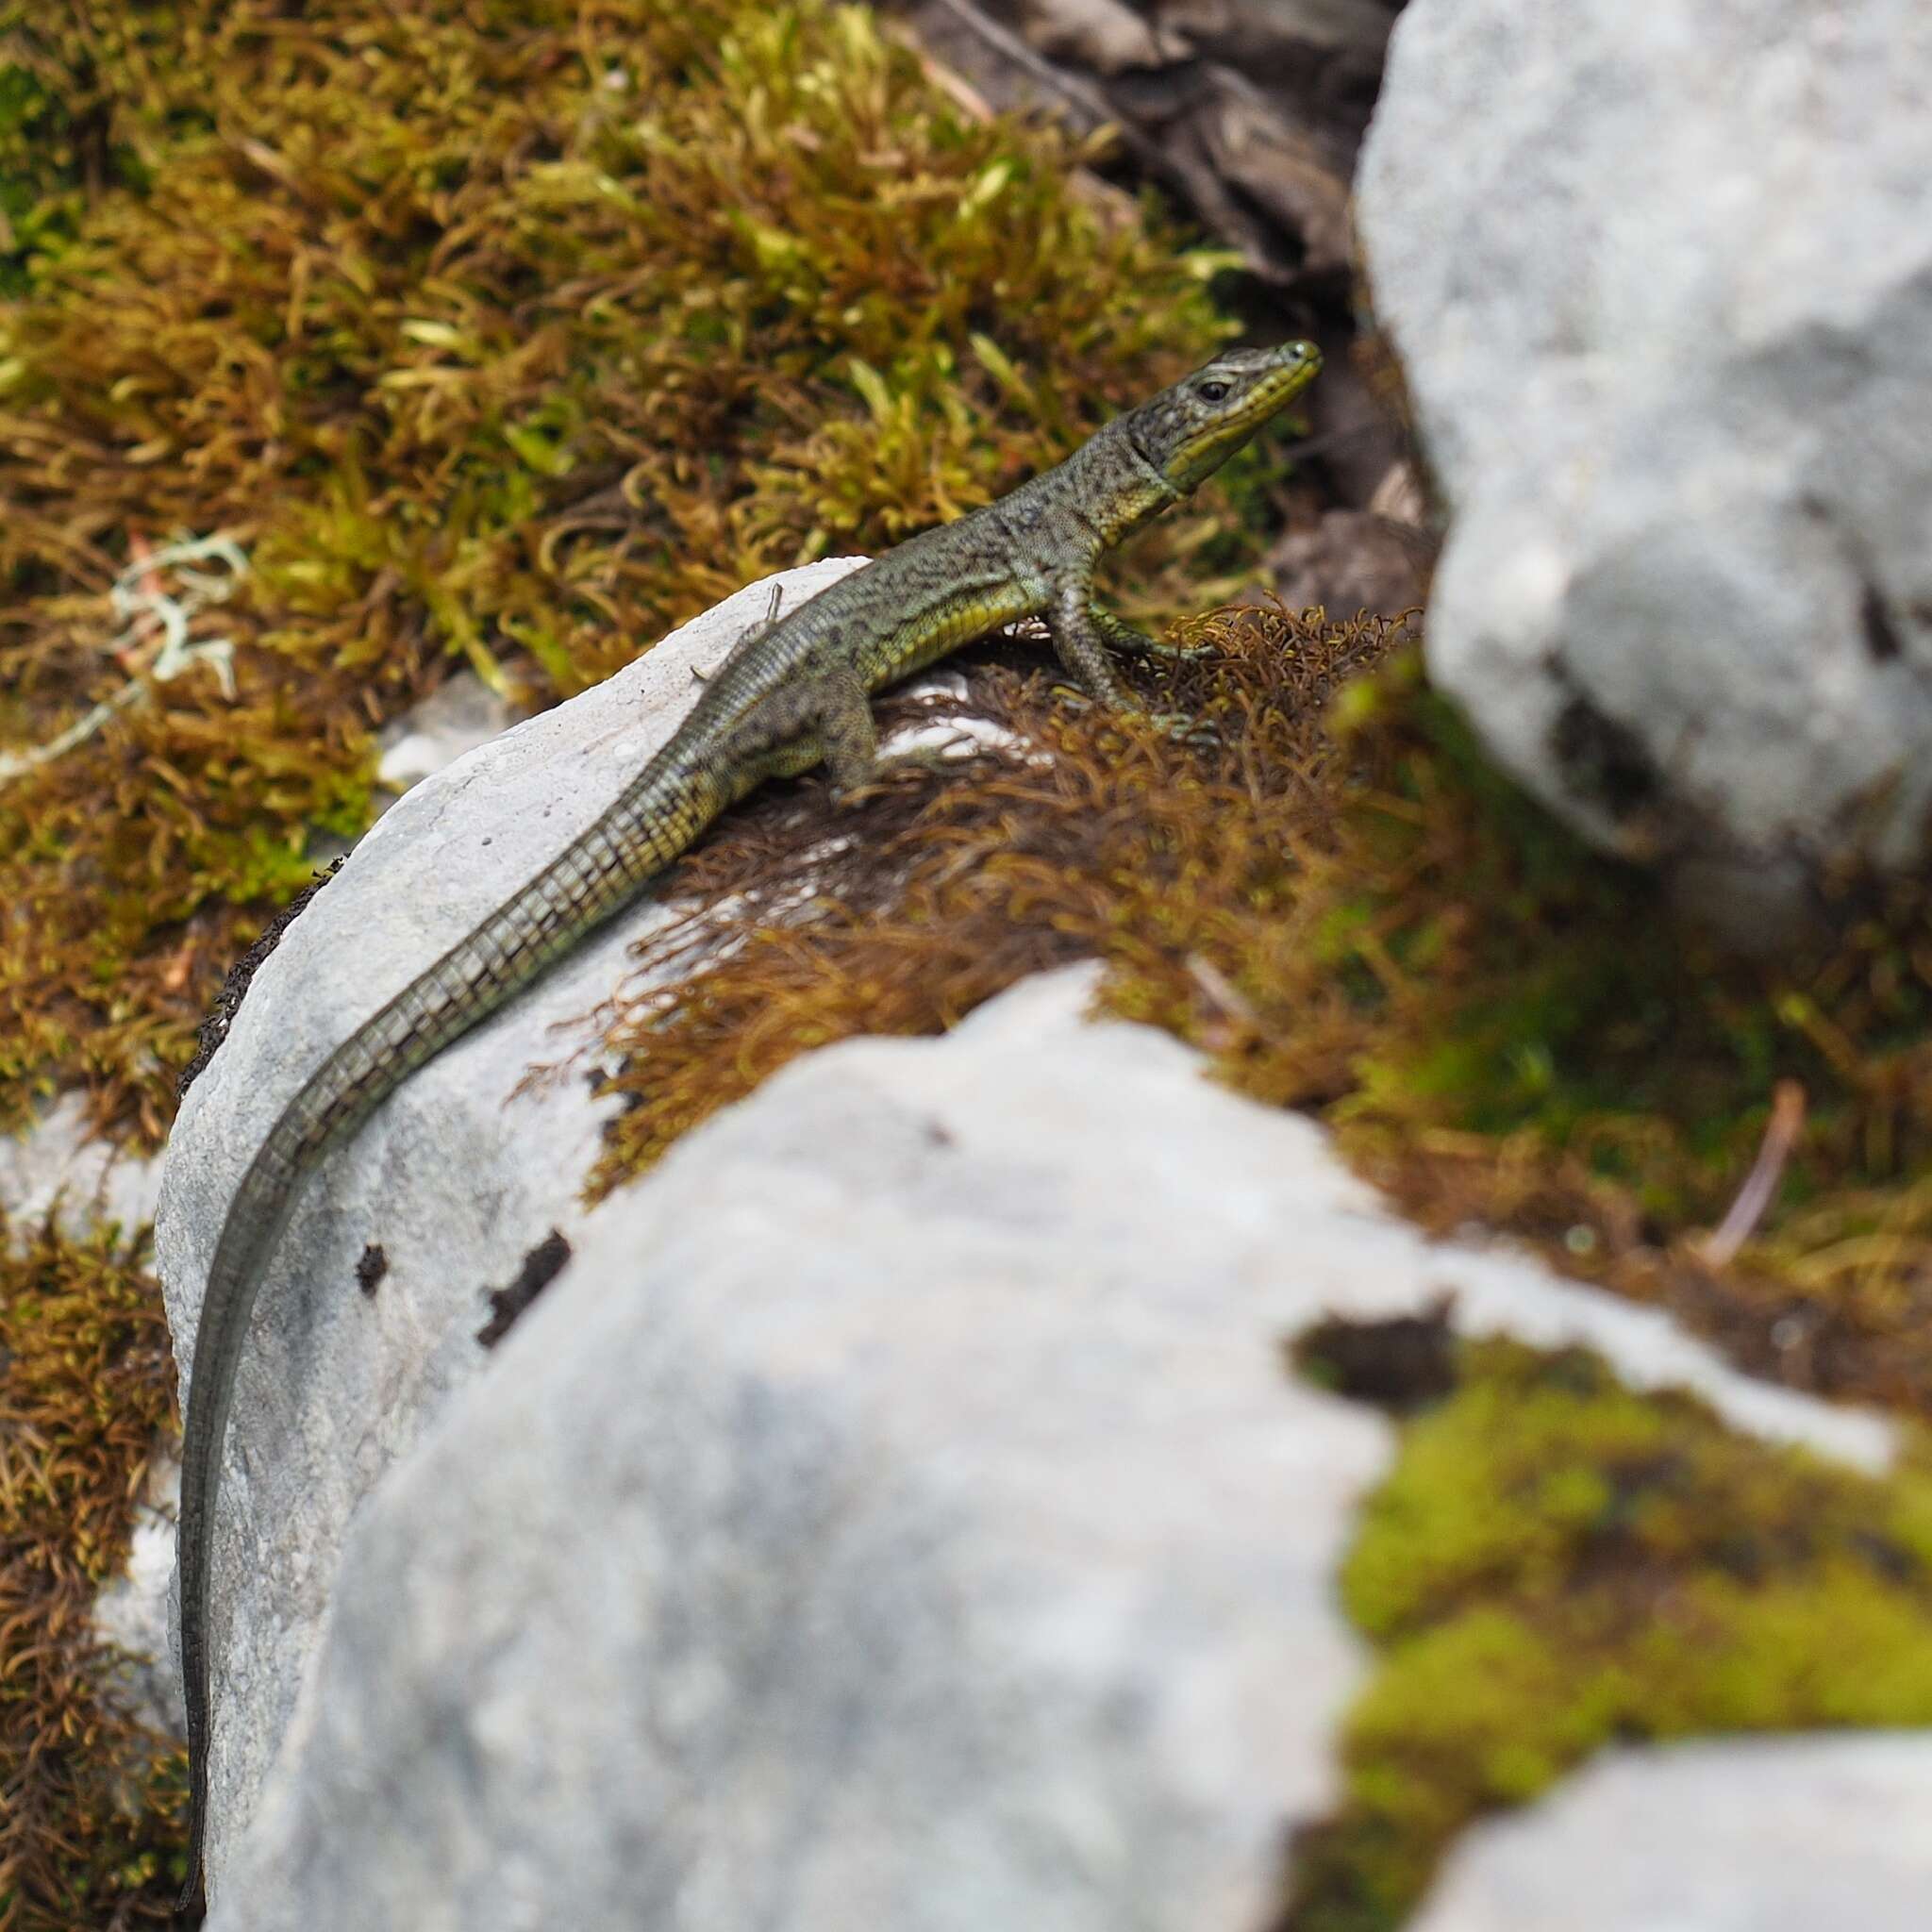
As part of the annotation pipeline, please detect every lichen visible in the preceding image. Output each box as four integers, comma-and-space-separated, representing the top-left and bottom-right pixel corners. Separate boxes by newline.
1276, 1323, 1932, 1931
0, 1216, 185, 1926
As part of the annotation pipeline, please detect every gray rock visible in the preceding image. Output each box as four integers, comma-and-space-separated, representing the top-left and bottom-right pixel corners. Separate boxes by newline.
375, 669, 520, 796
1412, 1735, 1932, 1932
93, 1457, 186, 1739
159, 566, 1899, 1924
1357, 0, 1932, 929
159, 558, 872, 1886
209, 971, 1391, 1932
0, 1091, 164, 1245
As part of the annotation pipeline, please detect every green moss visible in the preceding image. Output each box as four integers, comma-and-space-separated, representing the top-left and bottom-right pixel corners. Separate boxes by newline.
1, 0, 1237, 1145
0, 1216, 186, 1924
0, 2, 186, 293
1277, 1331, 1932, 1932
1273, 659, 1932, 1415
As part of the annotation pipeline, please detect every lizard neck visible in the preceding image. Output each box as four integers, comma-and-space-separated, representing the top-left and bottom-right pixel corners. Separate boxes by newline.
1072, 418, 1181, 552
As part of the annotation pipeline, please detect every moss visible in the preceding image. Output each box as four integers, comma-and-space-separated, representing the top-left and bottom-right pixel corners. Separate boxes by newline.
0, 1216, 186, 1925
0, 2, 187, 294
579, 619, 1932, 1424
1249, 658, 1932, 1421
576, 605, 1404, 1187
1275, 1330, 1932, 1931
2, 0, 1240, 1147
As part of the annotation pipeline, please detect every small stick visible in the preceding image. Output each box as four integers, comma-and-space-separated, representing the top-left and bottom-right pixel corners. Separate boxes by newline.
1700, 1079, 1807, 1269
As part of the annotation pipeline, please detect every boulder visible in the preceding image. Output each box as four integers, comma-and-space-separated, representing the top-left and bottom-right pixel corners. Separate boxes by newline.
1357, 0, 1932, 933
158, 559, 871, 1886
157, 573, 1905, 1927
1412, 1736, 1932, 1932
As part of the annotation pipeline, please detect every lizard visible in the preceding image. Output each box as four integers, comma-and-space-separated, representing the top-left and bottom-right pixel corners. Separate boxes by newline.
173, 336, 1322, 1917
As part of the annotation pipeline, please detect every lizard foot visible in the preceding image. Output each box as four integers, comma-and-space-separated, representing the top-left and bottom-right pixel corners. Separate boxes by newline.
829, 733, 980, 802
1048, 686, 1218, 747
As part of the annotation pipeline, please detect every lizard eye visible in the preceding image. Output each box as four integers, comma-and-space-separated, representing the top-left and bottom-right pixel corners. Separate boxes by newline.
1196, 379, 1231, 403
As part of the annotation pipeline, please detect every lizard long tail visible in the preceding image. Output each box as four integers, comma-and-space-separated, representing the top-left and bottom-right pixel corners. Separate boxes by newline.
176, 751, 728, 1914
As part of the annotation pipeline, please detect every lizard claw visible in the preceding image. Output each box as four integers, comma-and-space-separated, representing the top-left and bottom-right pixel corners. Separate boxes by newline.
1146, 709, 1221, 748
1049, 685, 1217, 747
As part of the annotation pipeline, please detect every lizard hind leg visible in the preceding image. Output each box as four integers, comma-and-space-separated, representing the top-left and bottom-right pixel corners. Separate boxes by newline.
816, 668, 973, 797
693, 582, 788, 685
814, 669, 883, 798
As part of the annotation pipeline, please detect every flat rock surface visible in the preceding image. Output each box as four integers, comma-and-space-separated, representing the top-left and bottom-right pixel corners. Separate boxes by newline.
1357, 0, 1932, 928
1412, 1735, 1932, 1932
0, 1091, 164, 1245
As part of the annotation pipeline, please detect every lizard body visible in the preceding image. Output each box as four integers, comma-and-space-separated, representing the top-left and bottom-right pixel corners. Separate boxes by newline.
174, 339, 1321, 1914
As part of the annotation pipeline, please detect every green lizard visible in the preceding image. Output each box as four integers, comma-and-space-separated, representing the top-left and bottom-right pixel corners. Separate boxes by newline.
174, 337, 1322, 1916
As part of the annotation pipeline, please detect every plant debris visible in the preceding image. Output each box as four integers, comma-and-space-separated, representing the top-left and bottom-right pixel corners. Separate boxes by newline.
475, 1226, 573, 1350
355, 1241, 388, 1298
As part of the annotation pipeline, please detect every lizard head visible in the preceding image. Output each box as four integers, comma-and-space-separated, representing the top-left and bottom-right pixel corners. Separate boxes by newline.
1128, 341, 1324, 496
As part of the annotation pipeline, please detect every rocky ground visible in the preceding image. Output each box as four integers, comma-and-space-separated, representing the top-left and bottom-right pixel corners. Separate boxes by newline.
3, 3, 1929, 1928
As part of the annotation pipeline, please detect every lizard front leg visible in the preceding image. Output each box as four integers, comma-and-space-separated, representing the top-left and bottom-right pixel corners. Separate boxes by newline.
814, 668, 883, 797
1045, 579, 1215, 741
1083, 602, 1214, 664
1044, 579, 1137, 709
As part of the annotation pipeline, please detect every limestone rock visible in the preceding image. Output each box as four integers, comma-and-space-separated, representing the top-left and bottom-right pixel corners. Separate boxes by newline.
1412, 1736, 1932, 1932
158, 559, 871, 1887
375, 669, 520, 797
1357, 0, 1932, 932
0, 1091, 163, 1246
157, 565, 1901, 1924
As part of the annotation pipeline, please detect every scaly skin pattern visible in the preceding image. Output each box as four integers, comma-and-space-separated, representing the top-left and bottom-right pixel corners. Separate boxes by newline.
173, 339, 1322, 1916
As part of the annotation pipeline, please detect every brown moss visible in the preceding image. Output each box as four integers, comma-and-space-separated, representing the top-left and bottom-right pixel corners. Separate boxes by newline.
581, 613, 1932, 1424
577, 605, 1406, 1183
1, 0, 1243, 1147
0, 1218, 185, 1926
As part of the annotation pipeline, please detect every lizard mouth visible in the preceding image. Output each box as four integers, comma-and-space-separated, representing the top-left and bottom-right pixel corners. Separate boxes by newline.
1167, 341, 1324, 490
1239, 341, 1324, 425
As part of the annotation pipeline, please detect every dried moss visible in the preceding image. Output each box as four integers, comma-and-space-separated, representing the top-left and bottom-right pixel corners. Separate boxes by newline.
1276, 1330, 1932, 1932
1, 0, 1243, 1146
0, 1218, 185, 1927
585, 617, 1932, 1424
579, 605, 1405, 1186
